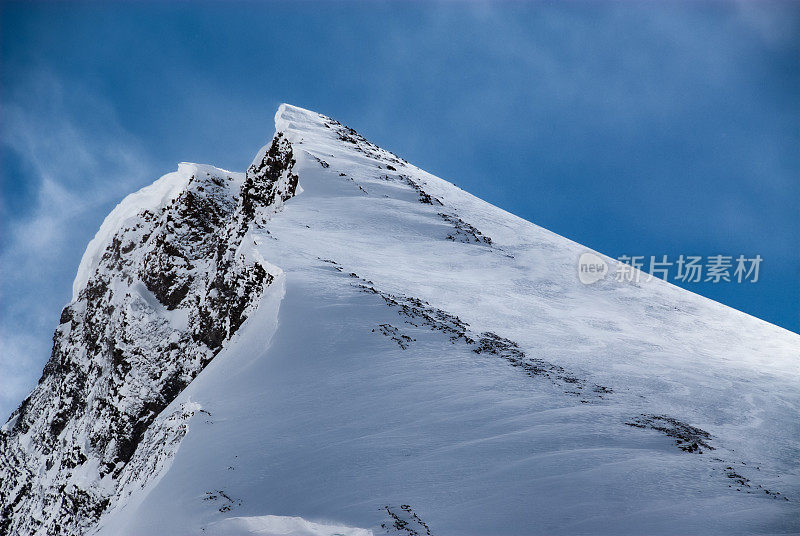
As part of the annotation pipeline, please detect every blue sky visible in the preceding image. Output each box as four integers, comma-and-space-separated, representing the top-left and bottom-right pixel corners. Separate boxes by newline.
1, 1, 798, 418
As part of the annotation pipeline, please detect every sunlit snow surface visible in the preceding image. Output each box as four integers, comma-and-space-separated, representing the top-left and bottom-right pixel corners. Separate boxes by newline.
95, 105, 799, 535
206, 515, 372, 536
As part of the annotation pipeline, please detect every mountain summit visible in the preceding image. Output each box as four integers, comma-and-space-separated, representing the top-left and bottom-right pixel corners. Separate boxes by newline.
1, 104, 798, 536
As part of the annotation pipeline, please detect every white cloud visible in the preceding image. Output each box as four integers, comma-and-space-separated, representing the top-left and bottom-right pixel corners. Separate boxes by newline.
0, 69, 151, 419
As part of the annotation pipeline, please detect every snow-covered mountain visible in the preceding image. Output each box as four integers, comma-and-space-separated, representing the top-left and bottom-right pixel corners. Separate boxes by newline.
1, 104, 798, 536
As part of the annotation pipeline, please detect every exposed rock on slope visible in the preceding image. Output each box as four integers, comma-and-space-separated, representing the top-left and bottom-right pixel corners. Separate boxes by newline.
0, 134, 297, 536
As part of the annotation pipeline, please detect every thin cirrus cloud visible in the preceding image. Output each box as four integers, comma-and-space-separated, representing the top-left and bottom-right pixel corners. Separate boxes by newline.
0, 69, 151, 419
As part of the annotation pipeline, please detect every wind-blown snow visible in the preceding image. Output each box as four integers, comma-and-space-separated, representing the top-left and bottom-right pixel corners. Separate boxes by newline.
72, 162, 238, 300
206, 515, 372, 536
7, 103, 799, 536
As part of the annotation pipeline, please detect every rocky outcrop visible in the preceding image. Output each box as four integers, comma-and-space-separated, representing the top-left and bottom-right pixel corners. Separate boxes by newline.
0, 132, 298, 536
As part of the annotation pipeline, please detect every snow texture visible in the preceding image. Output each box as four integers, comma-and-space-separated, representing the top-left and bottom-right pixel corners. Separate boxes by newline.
2, 104, 799, 536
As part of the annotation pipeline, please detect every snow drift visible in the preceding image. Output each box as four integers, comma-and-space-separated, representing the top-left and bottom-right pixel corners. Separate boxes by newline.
1, 104, 798, 536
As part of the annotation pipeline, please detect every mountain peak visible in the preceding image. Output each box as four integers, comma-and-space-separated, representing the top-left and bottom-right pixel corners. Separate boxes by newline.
3, 106, 799, 536
274, 102, 324, 136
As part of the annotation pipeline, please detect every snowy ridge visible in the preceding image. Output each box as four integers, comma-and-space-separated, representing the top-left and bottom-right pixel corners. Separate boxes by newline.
274, 103, 325, 144
71, 162, 237, 301
3, 104, 800, 536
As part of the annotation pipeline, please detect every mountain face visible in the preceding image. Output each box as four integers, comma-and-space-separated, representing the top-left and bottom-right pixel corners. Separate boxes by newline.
0, 132, 298, 536
1, 104, 799, 536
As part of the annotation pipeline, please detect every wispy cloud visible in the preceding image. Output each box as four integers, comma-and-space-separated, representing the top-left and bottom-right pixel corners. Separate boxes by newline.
0, 69, 151, 419
734, 0, 800, 46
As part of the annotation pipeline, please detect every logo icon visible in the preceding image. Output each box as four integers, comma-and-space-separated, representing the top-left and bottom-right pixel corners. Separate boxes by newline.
578, 252, 608, 285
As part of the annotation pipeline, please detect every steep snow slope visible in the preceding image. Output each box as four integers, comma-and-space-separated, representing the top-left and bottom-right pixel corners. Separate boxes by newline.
3, 104, 799, 536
